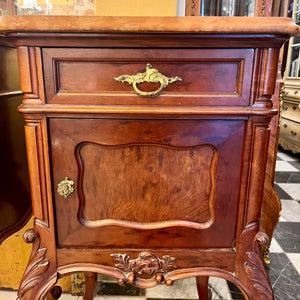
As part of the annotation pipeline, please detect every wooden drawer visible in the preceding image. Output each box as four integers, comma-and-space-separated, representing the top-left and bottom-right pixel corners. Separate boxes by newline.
43, 48, 253, 106
49, 118, 245, 249
280, 118, 300, 144
282, 100, 300, 122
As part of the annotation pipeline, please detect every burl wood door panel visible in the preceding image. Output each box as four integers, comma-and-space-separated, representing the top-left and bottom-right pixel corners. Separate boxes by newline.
78, 143, 216, 228
43, 48, 253, 106
50, 118, 245, 249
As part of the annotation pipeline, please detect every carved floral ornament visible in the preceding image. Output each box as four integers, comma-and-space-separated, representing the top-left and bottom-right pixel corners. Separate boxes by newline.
111, 252, 177, 284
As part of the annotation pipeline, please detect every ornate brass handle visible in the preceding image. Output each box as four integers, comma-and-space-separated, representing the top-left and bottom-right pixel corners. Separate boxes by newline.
114, 63, 182, 97
57, 177, 74, 198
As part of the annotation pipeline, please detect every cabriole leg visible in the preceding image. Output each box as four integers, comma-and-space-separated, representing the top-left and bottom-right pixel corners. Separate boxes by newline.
83, 272, 97, 300
196, 276, 212, 300
46, 286, 62, 300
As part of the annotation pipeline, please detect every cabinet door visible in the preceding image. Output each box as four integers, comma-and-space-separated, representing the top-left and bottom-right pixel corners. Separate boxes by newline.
49, 118, 245, 249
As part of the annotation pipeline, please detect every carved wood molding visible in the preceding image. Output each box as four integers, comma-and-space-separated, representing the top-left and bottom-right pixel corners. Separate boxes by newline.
254, 230, 270, 249
17, 228, 50, 299
244, 231, 273, 300
236, 223, 274, 299
111, 251, 177, 284
244, 252, 273, 299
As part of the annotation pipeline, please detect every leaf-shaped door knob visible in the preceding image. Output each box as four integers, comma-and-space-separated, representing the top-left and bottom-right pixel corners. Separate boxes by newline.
57, 177, 74, 198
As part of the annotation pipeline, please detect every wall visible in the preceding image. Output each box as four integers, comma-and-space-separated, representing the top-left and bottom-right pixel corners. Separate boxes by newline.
17, 0, 178, 16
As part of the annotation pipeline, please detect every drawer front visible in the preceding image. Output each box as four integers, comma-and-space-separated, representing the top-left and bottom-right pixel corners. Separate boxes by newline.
282, 100, 300, 121
280, 118, 300, 144
43, 48, 253, 106
49, 118, 245, 249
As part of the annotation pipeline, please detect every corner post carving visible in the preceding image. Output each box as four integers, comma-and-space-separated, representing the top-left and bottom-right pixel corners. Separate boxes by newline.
17, 228, 50, 299
236, 223, 274, 300
244, 232, 273, 299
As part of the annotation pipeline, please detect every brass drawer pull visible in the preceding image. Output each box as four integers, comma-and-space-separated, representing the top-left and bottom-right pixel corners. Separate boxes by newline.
57, 177, 74, 198
114, 63, 182, 97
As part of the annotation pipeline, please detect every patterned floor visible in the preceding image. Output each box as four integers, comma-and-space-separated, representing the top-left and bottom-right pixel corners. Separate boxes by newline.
267, 148, 300, 300
0, 148, 299, 300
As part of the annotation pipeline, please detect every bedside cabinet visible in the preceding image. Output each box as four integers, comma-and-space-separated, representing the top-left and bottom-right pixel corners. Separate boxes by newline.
0, 15, 298, 300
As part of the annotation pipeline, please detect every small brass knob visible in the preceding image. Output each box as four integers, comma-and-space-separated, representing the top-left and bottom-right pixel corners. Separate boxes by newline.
57, 177, 74, 198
